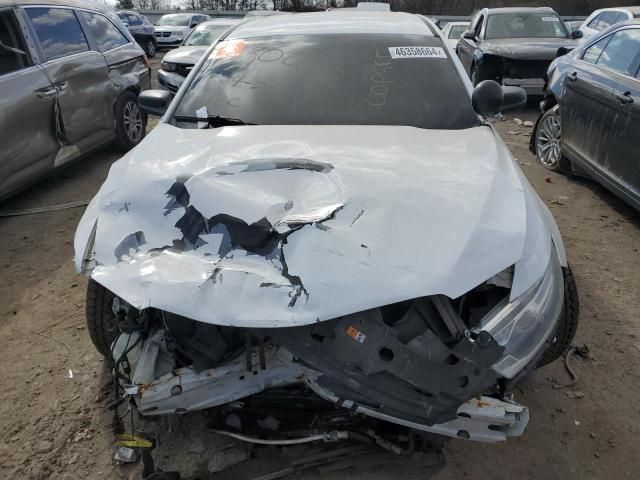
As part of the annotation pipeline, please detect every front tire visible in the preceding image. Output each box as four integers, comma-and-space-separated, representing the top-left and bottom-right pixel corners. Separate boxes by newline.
86, 279, 119, 356
537, 265, 580, 367
114, 90, 146, 152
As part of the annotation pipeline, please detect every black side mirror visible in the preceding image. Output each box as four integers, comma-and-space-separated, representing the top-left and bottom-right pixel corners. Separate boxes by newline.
190, 22, 198, 28
139, 90, 171, 116
572, 29, 584, 39
472, 80, 527, 116
462, 29, 477, 40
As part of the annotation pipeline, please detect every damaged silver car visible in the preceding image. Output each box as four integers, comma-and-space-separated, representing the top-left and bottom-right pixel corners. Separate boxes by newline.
75, 11, 579, 445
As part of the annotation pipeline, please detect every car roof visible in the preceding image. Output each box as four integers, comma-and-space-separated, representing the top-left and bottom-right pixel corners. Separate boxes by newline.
229, 11, 433, 39
0, 0, 114, 14
485, 7, 557, 14
594, 6, 640, 15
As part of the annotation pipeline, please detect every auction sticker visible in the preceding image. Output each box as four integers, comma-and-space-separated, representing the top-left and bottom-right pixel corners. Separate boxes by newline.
388, 46, 447, 59
542, 17, 559, 22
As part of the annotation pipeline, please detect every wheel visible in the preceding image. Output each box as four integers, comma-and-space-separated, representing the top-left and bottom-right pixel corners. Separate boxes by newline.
86, 278, 119, 356
114, 90, 146, 152
537, 265, 580, 367
145, 38, 156, 58
535, 106, 567, 172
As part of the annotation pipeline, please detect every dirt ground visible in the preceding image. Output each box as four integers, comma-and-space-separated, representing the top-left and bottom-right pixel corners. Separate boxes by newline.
1, 52, 639, 480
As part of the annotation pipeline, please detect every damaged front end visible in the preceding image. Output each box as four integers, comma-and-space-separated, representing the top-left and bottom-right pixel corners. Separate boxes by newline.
107, 252, 562, 443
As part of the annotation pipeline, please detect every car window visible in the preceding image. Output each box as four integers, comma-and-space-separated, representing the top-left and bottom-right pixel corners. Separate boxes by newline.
582, 36, 610, 64
78, 11, 128, 52
587, 13, 603, 29
613, 12, 629, 24
0, 10, 31, 75
474, 15, 484, 37
448, 25, 468, 39
157, 14, 191, 26
486, 12, 568, 39
26, 7, 89, 61
128, 14, 142, 26
597, 12, 618, 30
596, 29, 640, 75
183, 24, 233, 46
174, 34, 481, 131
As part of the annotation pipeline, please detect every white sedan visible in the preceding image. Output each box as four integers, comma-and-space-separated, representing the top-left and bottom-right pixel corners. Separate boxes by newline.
75, 10, 579, 446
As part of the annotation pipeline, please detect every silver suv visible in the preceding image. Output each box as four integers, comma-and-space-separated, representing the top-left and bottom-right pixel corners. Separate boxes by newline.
0, 0, 151, 201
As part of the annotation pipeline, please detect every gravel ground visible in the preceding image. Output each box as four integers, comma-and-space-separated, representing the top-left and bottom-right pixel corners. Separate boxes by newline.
0, 52, 639, 479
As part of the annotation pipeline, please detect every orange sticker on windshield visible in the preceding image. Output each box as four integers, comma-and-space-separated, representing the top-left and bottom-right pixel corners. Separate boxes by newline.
212, 39, 246, 60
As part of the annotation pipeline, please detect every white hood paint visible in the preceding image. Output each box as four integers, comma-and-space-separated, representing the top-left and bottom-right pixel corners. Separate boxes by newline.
75, 123, 558, 328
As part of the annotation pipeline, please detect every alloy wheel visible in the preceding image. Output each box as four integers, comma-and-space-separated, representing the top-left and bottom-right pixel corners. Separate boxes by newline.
123, 101, 143, 144
536, 110, 562, 168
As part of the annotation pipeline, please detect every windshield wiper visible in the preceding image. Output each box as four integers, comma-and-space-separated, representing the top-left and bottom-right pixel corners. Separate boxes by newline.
173, 115, 256, 128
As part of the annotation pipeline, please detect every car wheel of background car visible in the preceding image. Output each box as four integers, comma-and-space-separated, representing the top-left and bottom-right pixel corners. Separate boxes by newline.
114, 91, 147, 152
145, 38, 156, 57
86, 279, 119, 356
537, 265, 580, 367
535, 106, 566, 172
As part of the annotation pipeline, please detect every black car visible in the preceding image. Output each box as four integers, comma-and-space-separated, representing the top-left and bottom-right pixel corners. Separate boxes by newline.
457, 7, 583, 95
531, 20, 640, 211
117, 10, 156, 57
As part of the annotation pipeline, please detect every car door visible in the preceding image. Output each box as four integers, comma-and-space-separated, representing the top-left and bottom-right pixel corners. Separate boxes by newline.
601, 28, 640, 200
560, 34, 619, 168
24, 6, 114, 162
457, 13, 483, 73
0, 7, 58, 200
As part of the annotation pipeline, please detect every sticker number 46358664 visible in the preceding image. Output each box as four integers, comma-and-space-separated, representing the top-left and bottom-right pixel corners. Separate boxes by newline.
388, 46, 447, 59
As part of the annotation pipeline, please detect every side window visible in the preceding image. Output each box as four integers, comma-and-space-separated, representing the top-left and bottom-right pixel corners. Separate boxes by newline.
582, 36, 610, 64
0, 9, 31, 76
78, 11, 129, 52
613, 12, 629, 24
596, 29, 640, 75
596, 11, 618, 30
26, 7, 88, 61
587, 13, 603, 28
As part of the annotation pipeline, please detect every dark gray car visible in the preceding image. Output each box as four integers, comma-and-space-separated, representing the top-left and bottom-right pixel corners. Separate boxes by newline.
457, 7, 582, 95
531, 20, 640, 211
117, 9, 156, 57
0, 0, 151, 201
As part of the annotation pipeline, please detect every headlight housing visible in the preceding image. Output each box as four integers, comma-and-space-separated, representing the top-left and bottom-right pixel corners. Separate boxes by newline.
161, 61, 177, 72
474, 252, 563, 378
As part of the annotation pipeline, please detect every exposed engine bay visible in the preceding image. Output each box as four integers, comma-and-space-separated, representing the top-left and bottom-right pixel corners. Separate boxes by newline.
108, 278, 531, 444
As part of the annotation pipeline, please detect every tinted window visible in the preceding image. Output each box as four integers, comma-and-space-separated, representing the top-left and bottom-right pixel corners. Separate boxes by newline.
184, 24, 234, 46
448, 25, 468, 39
582, 36, 610, 64
78, 11, 128, 52
27, 7, 88, 61
0, 10, 31, 75
596, 29, 640, 75
486, 13, 568, 39
174, 34, 480, 130
128, 14, 142, 26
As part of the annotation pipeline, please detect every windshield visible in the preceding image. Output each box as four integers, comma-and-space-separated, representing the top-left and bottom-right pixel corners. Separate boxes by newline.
184, 24, 234, 46
173, 34, 480, 130
448, 25, 468, 39
486, 13, 569, 39
157, 14, 191, 27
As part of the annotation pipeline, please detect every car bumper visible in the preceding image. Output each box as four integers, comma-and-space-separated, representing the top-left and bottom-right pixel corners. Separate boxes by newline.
157, 69, 185, 94
503, 77, 545, 96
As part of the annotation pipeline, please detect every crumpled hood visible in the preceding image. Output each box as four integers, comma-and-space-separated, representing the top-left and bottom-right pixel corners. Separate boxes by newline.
75, 124, 554, 328
482, 37, 578, 60
163, 46, 208, 65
